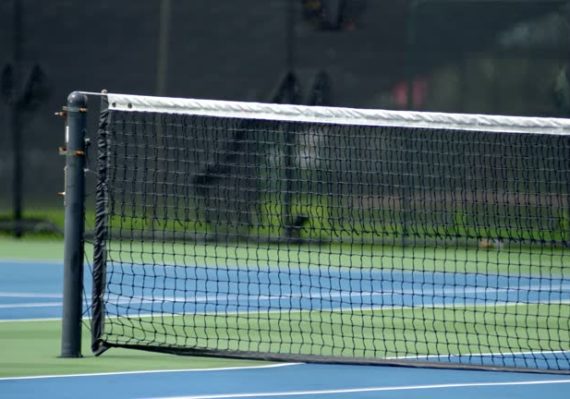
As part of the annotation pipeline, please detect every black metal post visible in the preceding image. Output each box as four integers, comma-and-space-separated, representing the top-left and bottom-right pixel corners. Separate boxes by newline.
60, 92, 88, 358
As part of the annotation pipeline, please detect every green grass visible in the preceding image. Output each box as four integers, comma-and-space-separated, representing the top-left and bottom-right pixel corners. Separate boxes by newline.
0, 320, 261, 378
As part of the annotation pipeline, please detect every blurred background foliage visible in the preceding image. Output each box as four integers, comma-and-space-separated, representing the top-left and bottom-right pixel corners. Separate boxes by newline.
1, 0, 569, 237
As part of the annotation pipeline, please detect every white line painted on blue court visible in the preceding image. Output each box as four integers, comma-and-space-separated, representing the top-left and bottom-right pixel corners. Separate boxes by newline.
0, 363, 300, 382
0, 292, 63, 298
0, 317, 60, 323
0, 302, 63, 309
149, 379, 570, 399
108, 283, 570, 304
3, 260, 570, 320
393, 349, 570, 360
2, 360, 569, 399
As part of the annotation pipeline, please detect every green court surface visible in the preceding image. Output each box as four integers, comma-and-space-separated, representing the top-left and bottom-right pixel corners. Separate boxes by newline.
0, 320, 260, 378
0, 238, 64, 261
99, 303, 570, 361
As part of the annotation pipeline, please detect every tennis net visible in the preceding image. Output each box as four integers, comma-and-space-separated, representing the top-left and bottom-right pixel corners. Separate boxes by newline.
90, 93, 570, 372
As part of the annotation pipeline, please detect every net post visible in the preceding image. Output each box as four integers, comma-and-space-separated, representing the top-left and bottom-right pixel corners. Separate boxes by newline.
60, 91, 88, 358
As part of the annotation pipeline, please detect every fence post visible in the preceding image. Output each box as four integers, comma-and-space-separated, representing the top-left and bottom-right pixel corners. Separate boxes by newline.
60, 91, 87, 358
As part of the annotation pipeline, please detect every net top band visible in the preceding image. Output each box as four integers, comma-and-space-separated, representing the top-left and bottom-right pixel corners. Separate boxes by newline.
104, 92, 570, 135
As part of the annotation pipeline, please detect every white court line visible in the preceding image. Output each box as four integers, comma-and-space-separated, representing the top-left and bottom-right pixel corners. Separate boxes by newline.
392, 349, 570, 360
0, 302, 63, 309
0, 317, 60, 323
114, 298, 570, 318
2, 282, 569, 311
0, 363, 300, 381
0, 292, 62, 299
148, 379, 570, 399
103, 281, 570, 306
1, 295, 568, 318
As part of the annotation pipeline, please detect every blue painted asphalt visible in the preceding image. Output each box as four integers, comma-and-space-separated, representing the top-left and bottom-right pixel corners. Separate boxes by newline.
0, 260, 88, 320
2, 363, 570, 399
3, 260, 570, 322
103, 262, 570, 314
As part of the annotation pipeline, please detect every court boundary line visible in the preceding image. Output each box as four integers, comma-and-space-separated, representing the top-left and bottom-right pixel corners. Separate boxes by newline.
107, 282, 570, 304
148, 379, 570, 399
0, 317, 60, 323
0, 363, 301, 381
103, 261, 570, 281
2, 279, 568, 314
0, 292, 62, 298
0, 259, 62, 266
105, 298, 570, 317
393, 349, 570, 360
0, 302, 62, 309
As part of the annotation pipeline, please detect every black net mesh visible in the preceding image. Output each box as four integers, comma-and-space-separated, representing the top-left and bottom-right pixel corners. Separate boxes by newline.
91, 98, 570, 372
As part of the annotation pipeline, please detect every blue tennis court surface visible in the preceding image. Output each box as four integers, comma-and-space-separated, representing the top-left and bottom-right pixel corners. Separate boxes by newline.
0, 260, 65, 320
2, 363, 570, 399
2, 260, 570, 398
103, 263, 570, 315
3, 259, 570, 319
